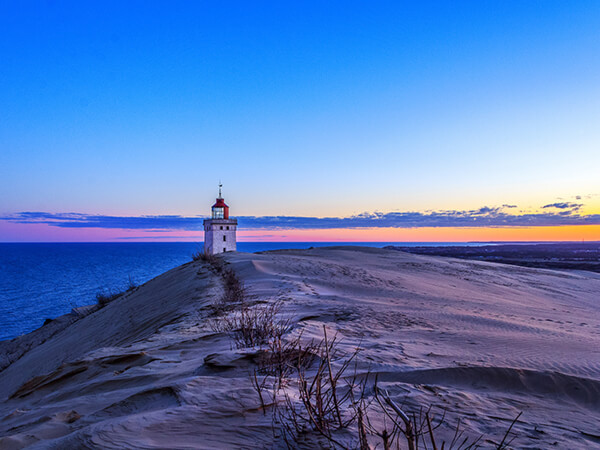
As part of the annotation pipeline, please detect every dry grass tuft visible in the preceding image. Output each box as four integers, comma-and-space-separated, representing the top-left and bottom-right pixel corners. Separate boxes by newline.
95, 276, 138, 308
95, 290, 123, 308
192, 246, 224, 269
249, 325, 522, 449
274, 326, 367, 448
210, 300, 291, 349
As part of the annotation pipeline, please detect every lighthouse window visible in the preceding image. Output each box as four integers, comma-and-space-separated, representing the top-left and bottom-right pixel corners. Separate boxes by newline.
226, 226, 229, 230
220, 226, 223, 230
223, 235, 226, 242
212, 207, 224, 219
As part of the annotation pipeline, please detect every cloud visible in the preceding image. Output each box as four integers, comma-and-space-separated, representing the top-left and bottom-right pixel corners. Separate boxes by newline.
2, 212, 204, 230
541, 202, 582, 211
2, 207, 600, 231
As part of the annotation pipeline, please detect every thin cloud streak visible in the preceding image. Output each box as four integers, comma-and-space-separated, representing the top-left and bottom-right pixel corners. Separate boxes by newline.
541, 202, 582, 210
2, 205, 600, 231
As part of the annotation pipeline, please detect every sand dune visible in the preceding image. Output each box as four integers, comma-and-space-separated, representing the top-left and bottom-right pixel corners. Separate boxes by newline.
1, 247, 599, 448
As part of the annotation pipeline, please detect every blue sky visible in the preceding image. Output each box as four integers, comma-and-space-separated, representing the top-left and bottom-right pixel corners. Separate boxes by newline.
1, 1, 599, 241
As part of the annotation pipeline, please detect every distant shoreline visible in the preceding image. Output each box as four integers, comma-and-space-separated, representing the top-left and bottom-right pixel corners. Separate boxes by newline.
386, 242, 600, 273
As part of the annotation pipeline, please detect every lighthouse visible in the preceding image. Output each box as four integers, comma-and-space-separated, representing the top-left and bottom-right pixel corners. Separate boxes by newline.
203, 184, 237, 255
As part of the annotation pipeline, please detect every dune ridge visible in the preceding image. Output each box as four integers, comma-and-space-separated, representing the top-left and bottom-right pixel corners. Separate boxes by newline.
1, 247, 599, 448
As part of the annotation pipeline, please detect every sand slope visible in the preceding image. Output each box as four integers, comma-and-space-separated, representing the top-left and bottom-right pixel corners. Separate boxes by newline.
0, 247, 599, 448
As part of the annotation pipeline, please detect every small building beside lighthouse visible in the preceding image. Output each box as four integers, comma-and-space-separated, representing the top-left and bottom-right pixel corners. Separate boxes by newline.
203, 185, 237, 254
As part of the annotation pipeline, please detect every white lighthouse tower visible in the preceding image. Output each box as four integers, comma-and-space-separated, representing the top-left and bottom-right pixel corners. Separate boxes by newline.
203, 184, 237, 255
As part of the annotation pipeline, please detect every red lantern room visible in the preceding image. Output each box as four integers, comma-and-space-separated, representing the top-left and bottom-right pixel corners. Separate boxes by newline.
211, 183, 229, 219
211, 197, 229, 219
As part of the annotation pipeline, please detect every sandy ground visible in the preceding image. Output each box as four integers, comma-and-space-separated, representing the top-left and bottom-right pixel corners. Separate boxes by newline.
0, 247, 599, 449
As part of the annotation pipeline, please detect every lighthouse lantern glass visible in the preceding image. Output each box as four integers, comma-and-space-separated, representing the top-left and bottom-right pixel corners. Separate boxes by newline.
212, 207, 224, 219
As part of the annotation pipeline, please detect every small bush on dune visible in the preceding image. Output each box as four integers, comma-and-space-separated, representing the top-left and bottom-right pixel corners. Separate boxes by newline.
95, 290, 122, 308
126, 274, 138, 292
258, 329, 318, 389
248, 324, 522, 449
95, 276, 138, 308
191, 246, 223, 267
191, 249, 205, 261
211, 299, 291, 349
274, 326, 367, 448
221, 267, 244, 300
208, 263, 246, 315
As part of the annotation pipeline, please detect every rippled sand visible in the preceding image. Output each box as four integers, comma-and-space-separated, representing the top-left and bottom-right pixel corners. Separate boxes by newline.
1, 247, 599, 448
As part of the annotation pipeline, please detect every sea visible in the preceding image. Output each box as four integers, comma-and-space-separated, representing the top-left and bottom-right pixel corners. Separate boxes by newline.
0, 242, 484, 341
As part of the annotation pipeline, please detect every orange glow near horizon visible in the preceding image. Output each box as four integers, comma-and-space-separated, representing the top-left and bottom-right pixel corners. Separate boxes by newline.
1, 221, 599, 242
237, 225, 600, 242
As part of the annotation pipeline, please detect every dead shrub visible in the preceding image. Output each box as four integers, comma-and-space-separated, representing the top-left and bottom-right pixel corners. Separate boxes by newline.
211, 300, 291, 349
191, 249, 204, 261
208, 268, 247, 316
275, 326, 367, 448
258, 329, 319, 389
95, 290, 123, 308
192, 245, 211, 262
192, 247, 226, 273
363, 383, 522, 450
267, 325, 521, 449
221, 267, 244, 302
126, 274, 138, 292
95, 275, 138, 308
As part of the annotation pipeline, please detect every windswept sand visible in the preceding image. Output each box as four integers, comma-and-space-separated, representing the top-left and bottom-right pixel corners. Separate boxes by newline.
1, 247, 599, 448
